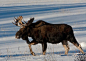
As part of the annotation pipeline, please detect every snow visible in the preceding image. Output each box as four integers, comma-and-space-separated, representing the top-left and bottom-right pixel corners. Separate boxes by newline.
80, 42, 86, 48
0, 0, 86, 61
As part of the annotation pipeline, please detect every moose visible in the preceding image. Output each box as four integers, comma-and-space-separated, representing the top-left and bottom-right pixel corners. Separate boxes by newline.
13, 16, 84, 56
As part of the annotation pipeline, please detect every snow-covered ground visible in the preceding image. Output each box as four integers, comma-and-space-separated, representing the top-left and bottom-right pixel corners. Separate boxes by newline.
0, 0, 86, 61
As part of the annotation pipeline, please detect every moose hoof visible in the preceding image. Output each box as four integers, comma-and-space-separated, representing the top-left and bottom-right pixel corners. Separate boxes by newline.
43, 51, 46, 55
43, 52, 46, 55
31, 52, 36, 56
65, 52, 68, 55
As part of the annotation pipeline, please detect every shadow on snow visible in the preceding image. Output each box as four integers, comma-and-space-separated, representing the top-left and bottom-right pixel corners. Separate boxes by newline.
0, 50, 86, 57
0, 3, 86, 19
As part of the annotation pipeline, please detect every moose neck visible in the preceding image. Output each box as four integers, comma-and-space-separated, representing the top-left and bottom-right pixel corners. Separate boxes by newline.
26, 26, 33, 37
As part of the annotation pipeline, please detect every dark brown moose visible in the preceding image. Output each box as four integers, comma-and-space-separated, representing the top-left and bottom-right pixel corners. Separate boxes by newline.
13, 16, 84, 56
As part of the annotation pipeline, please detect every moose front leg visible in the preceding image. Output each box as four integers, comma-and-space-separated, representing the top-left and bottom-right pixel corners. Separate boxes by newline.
28, 41, 38, 56
42, 42, 47, 55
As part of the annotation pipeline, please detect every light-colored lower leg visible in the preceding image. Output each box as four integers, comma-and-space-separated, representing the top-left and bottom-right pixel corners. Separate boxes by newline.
63, 45, 70, 55
28, 42, 38, 56
62, 41, 70, 55
28, 44, 35, 56
73, 43, 84, 54
77, 44, 84, 54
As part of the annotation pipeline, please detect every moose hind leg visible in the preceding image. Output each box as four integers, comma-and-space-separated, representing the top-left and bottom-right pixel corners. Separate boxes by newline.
42, 42, 47, 55
78, 44, 84, 54
71, 41, 84, 54
69, 35, 84, 54
28, 41, 38, 56
62, 40, 70, 55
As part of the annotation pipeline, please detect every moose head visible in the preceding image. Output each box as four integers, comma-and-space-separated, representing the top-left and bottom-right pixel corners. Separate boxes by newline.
13, 16, 34, 43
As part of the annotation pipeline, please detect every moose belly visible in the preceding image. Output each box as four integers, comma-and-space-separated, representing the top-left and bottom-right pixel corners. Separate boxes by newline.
47, 32, 65, 44
48, 37, 63, 44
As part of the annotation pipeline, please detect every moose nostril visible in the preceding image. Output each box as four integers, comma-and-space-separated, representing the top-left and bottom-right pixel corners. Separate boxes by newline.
15, 36, 19, 39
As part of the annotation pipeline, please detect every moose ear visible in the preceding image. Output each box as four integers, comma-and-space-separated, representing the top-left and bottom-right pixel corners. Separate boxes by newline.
26, 17, 34, 26
29, 17, 34, 23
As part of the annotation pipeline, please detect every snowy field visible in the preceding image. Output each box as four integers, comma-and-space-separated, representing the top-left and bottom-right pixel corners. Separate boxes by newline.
0, 0, 86, 61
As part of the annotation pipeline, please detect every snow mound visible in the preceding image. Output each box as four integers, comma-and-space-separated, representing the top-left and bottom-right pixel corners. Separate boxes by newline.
80, 42, 86, 48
